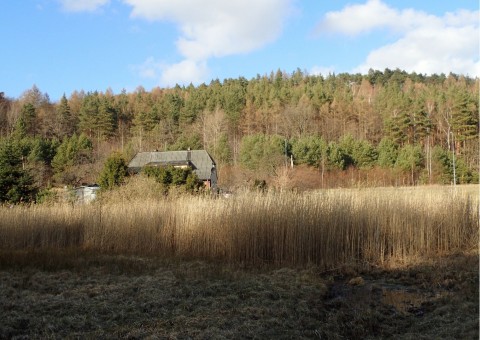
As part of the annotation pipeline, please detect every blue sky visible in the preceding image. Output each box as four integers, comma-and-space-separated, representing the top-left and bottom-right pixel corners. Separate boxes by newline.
1, 0, 478, 101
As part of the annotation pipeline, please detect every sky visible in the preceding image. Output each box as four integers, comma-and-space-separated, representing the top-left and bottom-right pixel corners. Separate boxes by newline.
1, 0, 478, 101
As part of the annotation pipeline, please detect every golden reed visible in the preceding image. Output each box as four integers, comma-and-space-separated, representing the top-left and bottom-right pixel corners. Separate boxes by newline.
0, 185, 477, 268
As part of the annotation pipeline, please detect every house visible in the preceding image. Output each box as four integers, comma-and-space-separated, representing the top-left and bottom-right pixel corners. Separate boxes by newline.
127, 149, 218, 189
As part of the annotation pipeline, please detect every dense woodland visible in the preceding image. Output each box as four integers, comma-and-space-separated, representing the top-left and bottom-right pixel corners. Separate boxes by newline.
0, 68, 478, 202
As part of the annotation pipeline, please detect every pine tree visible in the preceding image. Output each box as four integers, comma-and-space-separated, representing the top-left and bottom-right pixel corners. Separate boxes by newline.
0, 139, 37, 203
291, 135, 327, 167
215, 133, 232, 165
411, 96, 432, 144
449, 90, 478, 147
395, 144, 424, 184
18, 103, 37, 137
78, 92, 116, 140
377, 138, 398, 168
56, 94, 73, 137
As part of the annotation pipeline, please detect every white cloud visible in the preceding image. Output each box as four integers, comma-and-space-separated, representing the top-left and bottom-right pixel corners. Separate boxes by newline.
124, 0, 293, 85
317, 0, 398, 36
317, 0, 479, 76
310, 66, 335, 76
132, 57, 164, 79
132, 58, 208, 87
160, 60, 208, 86
58, 0, 110, 12
317, 0, 440, 36
354, 23, 480, 76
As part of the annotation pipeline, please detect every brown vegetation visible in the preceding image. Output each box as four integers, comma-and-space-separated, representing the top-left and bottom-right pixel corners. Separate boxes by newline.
0, 183, 477, 268
0, 253, 477, 338
0, 184, 478, 338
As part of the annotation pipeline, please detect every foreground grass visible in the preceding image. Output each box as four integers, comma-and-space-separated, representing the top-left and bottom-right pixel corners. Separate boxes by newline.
0, 252, 477, 339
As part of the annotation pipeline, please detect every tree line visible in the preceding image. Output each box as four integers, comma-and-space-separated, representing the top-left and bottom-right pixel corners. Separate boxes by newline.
0, 68, 478, 202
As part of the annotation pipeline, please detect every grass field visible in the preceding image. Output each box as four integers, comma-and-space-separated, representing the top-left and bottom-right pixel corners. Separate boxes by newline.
0, 183, 478, 338
0, 252, 477, 338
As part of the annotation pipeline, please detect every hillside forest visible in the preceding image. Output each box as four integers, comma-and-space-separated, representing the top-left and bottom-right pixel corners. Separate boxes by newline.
0, 69, 478, 202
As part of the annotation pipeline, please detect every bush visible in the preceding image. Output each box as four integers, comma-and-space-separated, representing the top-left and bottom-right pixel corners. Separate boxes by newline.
143, 165, 202, 193
36, 188, 58, 204
98, 152, 128, 190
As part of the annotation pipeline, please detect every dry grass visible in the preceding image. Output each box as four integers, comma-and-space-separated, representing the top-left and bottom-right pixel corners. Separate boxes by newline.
0, 253, 477, 339
0, 183, 477, 269
0, 183, 478, 338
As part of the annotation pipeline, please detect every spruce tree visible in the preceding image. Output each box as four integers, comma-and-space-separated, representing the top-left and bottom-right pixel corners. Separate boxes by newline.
0, 139, 37, 203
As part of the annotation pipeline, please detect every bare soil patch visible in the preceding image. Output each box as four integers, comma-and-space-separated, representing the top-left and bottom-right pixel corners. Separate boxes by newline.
0, 252, 478, 339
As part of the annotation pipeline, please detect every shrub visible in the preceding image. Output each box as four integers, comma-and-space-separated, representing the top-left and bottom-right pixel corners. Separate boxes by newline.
143, 165, 202, 193
98, 152, 128, 190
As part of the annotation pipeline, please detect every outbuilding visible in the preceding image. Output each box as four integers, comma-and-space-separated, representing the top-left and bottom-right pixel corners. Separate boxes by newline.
72, 184, 100, 204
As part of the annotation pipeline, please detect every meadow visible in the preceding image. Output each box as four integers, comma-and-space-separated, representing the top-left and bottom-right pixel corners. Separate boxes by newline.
0, 182, 478, 338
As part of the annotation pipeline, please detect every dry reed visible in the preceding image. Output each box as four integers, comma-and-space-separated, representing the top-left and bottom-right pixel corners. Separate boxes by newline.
0, 185, 477, 268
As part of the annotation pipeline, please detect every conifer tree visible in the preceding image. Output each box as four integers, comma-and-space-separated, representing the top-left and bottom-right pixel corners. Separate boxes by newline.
395, 144, 424, 184
449, 89, 478, 148
78, 92, 116, 140
18, 103, 37, 137
0, 139, 37, 203
377, 137, 398, 168
55, 94, 74, 137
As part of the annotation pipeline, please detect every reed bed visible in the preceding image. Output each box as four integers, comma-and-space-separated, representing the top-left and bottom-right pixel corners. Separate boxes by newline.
0, 185, 477, 268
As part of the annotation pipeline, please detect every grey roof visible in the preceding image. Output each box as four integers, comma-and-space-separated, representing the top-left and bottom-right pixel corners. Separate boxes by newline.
128, 150, 216, 180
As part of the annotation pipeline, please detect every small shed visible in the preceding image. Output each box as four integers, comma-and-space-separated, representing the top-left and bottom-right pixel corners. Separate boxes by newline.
73, 185, 100, 204
128, 150, 217, 189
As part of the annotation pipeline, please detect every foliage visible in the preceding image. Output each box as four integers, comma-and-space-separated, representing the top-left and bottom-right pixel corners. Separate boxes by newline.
338, 134, 377, 169
98, 153, 128, 190
51, 134, 93, 174
291, 135, 327, 167
448, 87, 478, 143
78, 92, 117, 139
395, 144, 424, 184
239, 134, 286, 172
51, 134, 93, 185
35, 188, 58, 204
168, 134, 203, 151
0, 139, 37, 203
326, 141, 347, 170
13, 103, 36, 138
431, 146, 477, 184
143, 165, 201, 193
27, 137, 58, 164
1, 70, 479, 189
395, 144, 424, 172
377, 137, 398, 168
55, 94, 74, 138
214, 133, 232, 165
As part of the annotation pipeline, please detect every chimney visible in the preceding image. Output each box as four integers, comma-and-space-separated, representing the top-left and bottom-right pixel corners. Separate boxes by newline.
187, 148, 191, 162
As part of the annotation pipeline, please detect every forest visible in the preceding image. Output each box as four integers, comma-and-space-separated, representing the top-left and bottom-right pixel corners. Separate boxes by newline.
0, 68, 478, 202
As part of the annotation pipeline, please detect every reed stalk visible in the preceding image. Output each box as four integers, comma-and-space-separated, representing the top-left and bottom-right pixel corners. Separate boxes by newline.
0, 185, 477, 268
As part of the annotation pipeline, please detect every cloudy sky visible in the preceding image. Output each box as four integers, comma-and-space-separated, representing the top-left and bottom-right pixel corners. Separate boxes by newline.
1, 0, 478, 101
